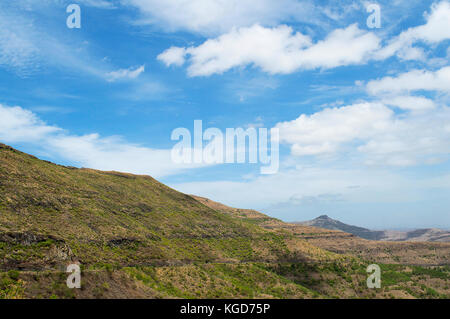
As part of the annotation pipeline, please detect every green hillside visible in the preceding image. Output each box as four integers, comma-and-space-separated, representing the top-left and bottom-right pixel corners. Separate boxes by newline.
0, 143, 448, 299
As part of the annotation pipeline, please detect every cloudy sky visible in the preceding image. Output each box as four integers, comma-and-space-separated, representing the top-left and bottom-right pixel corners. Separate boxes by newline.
1, 0, 449, 229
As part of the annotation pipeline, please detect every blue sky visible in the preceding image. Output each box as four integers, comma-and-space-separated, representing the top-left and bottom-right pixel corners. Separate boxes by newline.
0, 0, 449, 229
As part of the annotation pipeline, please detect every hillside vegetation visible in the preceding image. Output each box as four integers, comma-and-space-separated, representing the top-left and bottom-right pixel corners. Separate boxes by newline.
0, 143, 449, 299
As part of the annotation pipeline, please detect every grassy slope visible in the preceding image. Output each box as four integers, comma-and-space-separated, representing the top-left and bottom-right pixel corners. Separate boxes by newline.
0, 144, 448, 299
0, 143, 301, 268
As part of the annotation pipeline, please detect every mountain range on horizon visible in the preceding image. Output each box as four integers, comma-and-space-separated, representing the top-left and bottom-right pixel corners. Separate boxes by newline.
295, 215, 450, 242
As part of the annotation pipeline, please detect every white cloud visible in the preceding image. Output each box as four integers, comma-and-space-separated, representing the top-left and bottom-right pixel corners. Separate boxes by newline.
275, 102, 450, 167
158, 24, 380, 76
106, 65, 145, 82
156, 2, 450, 77
381, 96, 436, 112
367, 66, 450, 95
0, 104, 61, 142
122, 0, 318, 35
47, 134, 194, 178
375, 1, 450, 61
296, 24, 380, 69
0, 104, 206, 178
276, 103, 393, 156
157, 47, 187, 66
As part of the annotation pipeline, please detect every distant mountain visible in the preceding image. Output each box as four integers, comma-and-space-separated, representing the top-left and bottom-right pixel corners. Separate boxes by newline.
295, 215, 450, 242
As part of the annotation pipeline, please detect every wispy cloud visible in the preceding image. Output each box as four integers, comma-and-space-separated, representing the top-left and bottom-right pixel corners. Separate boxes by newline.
77, 0, 118, 9
0, 2, 137, 82
122, 0, 321, 35
106, 65, 145, 82
30, 105, 76, 114
0, 7, 40, 75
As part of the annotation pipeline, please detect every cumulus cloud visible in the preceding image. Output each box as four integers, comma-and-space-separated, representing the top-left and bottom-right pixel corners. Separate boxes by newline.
0, 104, 206, 178
156, 1, 450, 77
157, 47, 187, 67
276, 103, 393, 156
375, 1, 450, 61
106, 65, 145, 82
367, 66, 450, 95
158, 24, 380, 76
275, 102, 450, 167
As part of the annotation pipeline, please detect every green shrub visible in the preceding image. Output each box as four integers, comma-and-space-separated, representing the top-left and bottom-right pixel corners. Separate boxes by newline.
7, 270, 20, 281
